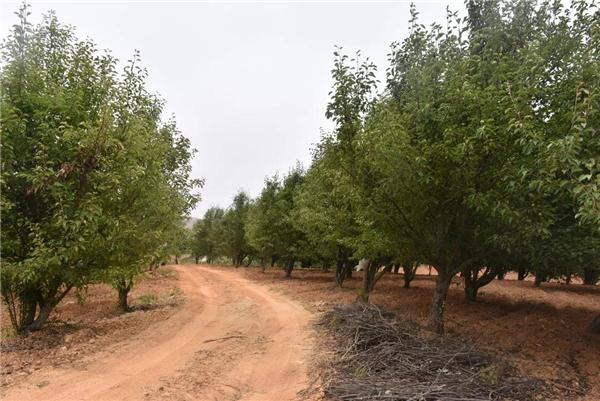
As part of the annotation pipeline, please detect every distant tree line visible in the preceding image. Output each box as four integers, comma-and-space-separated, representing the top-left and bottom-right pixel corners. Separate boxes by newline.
0, 5, 200, 334
189, 0, 600, 334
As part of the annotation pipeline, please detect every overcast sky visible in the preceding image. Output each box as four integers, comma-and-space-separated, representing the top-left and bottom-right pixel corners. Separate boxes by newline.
1, 0, 460, 217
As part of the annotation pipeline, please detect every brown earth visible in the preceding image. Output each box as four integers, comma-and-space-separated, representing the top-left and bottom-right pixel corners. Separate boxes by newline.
1, 267, 183, 390
0, 265, 314, 401
234, 265, 600, 401
2, 263, 597, 401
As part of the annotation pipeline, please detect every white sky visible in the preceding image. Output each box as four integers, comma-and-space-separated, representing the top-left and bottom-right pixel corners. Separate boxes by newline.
1, 0, 459, 217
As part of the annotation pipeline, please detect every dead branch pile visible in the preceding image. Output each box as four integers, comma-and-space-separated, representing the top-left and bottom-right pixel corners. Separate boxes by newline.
316, 304, 548, 401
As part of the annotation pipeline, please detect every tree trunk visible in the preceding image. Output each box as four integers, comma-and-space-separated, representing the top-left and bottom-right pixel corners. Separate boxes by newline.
284, 260, 294, 278
583, 267, 599, 285
3, 287, 37, 334
26, 284, 72, 332
402, 263, 417, 289
463, 266, 497, 302
21, 296, 37, 331
118, 286, 130, 312
335, 259, 346, 287
357, 260, 390, 303
175, 256, 179, 264
345, 261, 353, 279
427, 269, 452, 334
463, 270, 478, 302
370, 265, 390, 292
496, 271, 505, 280
27, 301, 53, 332
534, 272, 545, 287
195, 255, 199, 264
357, 260, 375, 303
517, 267, 528, 281
245, 257, 252, 267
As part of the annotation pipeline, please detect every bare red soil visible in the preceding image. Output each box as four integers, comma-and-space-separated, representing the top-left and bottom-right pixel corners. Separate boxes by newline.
0, 267, 183, 391
235, 265, 600, 401
1, 264, 597, 401
0, 266, 314, 401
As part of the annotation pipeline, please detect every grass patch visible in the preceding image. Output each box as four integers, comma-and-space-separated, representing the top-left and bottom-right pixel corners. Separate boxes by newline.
167, 286, 181, 299
135, 293, 159, 309
150, 267, 177, 279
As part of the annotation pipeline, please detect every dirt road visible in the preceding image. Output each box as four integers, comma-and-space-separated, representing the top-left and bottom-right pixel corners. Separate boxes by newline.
3, 265, 314, 401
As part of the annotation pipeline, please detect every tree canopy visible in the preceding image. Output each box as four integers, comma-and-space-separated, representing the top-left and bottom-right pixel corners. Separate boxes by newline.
0, 5, 200, 331
197, 0, 599, 334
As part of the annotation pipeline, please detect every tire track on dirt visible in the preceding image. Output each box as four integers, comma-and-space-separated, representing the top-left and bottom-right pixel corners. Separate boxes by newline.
2, 265, 313, 401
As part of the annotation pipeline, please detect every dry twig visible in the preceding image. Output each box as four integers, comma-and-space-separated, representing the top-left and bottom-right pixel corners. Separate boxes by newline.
316, 304, 568, 401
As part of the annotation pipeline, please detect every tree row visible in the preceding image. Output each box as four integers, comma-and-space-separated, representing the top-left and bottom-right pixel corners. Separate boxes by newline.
189, 0, 600, 334
1, 6, 200, 333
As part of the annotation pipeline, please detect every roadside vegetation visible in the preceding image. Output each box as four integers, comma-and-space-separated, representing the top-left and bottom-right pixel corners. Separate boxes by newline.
0, 4, 200, 334
190, 0, 599, 336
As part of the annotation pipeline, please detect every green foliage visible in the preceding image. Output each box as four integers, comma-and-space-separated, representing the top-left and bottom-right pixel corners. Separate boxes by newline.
191, 207, 225, 264
136, 293, 159, 307
165, 224, 193, 262
221, 191, 253, 266
245, 165, 310, 271
238, 0, 599, 332
294, 143, 359, 265
0, 5, 199, 332
245, 176, 285, 265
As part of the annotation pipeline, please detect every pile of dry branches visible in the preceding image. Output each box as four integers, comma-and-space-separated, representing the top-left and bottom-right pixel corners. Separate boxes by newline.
316, 304, 548, 401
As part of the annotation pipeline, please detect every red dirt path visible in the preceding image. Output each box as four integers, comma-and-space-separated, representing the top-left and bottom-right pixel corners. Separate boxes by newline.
1, 266, 314, 401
